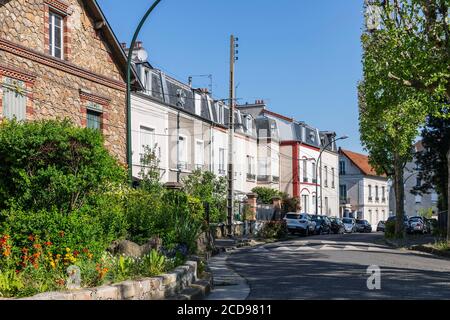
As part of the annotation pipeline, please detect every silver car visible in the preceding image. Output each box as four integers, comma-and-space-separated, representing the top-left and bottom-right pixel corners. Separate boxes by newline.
342, 217, 357, 233
285, 213, 315, 236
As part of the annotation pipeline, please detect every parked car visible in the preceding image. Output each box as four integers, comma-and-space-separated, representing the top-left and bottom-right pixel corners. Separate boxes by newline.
311, 215, 332, 235
387, 215, 409, 230
285, 213, 315, 236
329, 217, 345, 234
355, 219, 372, 233
342, 217, 357, 233
407, 216, 427, 234
376, 221, 385, 232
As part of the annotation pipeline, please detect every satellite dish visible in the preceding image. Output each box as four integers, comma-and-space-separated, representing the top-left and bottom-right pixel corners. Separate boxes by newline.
136, 49, 148, 62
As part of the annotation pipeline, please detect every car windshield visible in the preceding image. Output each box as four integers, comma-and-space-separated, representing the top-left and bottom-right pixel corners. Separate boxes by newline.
311, 216, 321, 221
286, 214, 301, 220
409, 218, 422, 222
342, 218, 353, 224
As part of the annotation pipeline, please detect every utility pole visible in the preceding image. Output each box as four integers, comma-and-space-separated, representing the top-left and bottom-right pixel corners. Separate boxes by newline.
227, 35, 237, 236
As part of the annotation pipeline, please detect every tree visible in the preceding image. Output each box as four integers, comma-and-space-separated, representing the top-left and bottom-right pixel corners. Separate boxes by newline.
251, 187, 282, 205
413, 114, 450, 214
362, 0, 450, 241
359, 79, 427, 237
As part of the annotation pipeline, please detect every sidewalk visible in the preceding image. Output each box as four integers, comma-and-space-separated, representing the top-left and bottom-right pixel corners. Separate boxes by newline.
385, 234, 450, 259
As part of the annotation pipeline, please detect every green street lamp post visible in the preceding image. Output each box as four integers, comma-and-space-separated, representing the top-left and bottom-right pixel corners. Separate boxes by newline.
126, 0, 163, 185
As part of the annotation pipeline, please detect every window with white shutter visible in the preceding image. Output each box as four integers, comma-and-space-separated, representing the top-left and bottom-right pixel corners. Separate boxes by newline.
2, 77, 27, 121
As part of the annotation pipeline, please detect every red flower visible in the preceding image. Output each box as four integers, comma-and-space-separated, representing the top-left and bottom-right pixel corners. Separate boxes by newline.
73, 250, 80, 257
44, 241, 53, 246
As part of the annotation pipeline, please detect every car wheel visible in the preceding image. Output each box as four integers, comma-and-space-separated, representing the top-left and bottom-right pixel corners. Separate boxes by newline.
305, 228, 309, 237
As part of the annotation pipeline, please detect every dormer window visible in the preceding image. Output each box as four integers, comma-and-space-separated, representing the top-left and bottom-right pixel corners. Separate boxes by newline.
246, 116, 252, 134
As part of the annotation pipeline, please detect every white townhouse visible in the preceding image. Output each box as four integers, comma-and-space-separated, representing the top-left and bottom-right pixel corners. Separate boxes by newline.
339, 149, 389, 227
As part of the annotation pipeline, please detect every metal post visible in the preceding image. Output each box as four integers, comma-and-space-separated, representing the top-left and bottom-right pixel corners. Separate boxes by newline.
227, 35, 236, 236
126, 0, 162, 185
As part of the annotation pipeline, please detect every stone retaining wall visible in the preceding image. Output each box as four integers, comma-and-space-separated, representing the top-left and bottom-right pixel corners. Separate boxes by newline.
15, 260, 198, 300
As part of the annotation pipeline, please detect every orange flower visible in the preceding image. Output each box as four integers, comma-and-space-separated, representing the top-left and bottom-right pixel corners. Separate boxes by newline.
28, 235, 35, 241
44, 241, 53, 246
33, 243, 42, 249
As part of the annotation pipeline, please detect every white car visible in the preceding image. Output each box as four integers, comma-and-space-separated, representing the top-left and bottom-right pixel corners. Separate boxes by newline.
284, 213, 316, 236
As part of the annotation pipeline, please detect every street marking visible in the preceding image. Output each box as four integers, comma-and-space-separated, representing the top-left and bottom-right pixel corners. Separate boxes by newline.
272, 246, 292, 251
295, 246, 317, 251
319, 245, 340, 251
343, 245, 362, 251
321, 241, 338, 245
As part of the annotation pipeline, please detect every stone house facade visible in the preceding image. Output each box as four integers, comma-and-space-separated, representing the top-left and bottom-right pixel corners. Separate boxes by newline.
0, 0, 140, 163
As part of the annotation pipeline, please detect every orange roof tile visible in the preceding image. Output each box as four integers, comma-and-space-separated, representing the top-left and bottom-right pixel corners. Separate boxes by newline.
340, 149, 385, 177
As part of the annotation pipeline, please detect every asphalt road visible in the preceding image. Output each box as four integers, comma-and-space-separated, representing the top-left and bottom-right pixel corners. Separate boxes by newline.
226, 233, 450, 300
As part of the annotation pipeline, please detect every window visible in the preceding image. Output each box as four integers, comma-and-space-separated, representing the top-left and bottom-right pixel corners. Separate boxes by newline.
339, 185, 347, 201
312, 162, 317, 183
2, 77, 27, 120
87, 109, 101, 130
382, 186, 386, 201
368, 185, 372, 201
218, 104, 225, 124
49, 11, 64, 59
302, 195, 309, 213
339, 160, 346, 175
375, 186, 379, 201
303, 159, 308, 182
195, 140, 204, 170
324, 166, 328, 187
247, 156, 255, 180
139, 126, 155, 156
431, 192, 438, 203
246, 116, 252, 134
258, 158, 268, 176
416, 178, 422, 188
325, 197, 329, 215
178, 136, 187, 170
144, 69, 151, 93
219, 148, 225, 174
312, 195, 316, 214
415, 195, 422, 204
272, 153, 279, 178
331, 168, 335, 188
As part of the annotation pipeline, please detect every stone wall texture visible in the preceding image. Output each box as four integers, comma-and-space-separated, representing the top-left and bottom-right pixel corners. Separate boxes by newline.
14, 260, 198, 300
0, 0, 127, 163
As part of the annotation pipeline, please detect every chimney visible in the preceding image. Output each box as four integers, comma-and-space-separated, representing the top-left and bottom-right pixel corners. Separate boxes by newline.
121, 42, 127, 50
134, 41, 143, 49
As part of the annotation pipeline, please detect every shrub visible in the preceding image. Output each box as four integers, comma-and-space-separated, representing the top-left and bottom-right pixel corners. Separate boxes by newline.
384, 220, 396, 239
258, 221, 287, 239
252, 187, 282, 205
281, 193, 300, 214
0, 119, 126, 213
183, 170, 227, 223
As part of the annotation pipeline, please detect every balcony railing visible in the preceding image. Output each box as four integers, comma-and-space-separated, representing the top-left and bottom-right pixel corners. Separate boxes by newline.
340, 197, 350, 204
382, 197, 386, 203
194, 164, 207, 171
247, 173, 256, 181
257, 175, 270, 182
272, 176, 280, 183
375, 197, 380, 202
303, 178, 309, 183
177, 161, 189, 171
368, 196, 373, 202
218, 168, 226, 176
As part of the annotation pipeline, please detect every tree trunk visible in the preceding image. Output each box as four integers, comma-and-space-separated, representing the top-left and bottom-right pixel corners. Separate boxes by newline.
394, 156, 405, 238
447, 149, 450, 242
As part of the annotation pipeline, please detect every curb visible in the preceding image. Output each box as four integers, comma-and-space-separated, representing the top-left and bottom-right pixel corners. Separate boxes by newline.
385, 239, 450, 259
167, 271, 213, 300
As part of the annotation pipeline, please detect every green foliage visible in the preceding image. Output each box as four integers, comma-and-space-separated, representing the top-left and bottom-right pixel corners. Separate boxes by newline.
384, 220, 396, 239
252, 187, 282, 205
418, 208, 433, 219
281, 193, 300, 214
413, 114, 449, 212
0, 269, 24, 297
142, 249, 166, 276
258, 221, 287, 240
183, 170, 227, 223
0, 119, 126, 213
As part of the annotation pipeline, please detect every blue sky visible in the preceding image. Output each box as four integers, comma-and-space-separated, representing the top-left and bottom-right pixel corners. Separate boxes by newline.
98, 0, 365, 153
